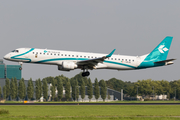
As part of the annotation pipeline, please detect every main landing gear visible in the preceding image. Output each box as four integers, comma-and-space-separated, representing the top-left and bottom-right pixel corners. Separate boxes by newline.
82, 71, 90, 77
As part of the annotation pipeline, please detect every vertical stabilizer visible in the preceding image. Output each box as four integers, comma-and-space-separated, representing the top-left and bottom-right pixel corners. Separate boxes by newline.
144, 36, 173, 62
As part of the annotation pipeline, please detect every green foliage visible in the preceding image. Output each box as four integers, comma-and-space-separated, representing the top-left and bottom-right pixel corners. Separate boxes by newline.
87, 78, 93, 101
27, 78, 34, 100
75, 79, 79, 101
35, 79, 40, 101
94, 78, 99, 101
21, 78, 26, 99
71, 79, 75, 100
50, 78, 56, 101
0, 86, 1, 99
10, 78, 16, 100
57, 77, 63, 101
42, 79, 48, 101
65, 79, 71, 101
80, 80, 85, 101
5, 78, 10, 99
0, 109, 9, 115
18, 79, 24, 100
3, 86, 6, 99
100, 79, 107, 101
14, 78, 18, 99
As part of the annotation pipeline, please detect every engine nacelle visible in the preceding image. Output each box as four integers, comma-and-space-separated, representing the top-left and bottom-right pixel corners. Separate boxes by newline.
58, 61, 77, 71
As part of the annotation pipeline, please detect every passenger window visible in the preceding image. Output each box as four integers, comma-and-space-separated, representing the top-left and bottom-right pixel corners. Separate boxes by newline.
91, 56, 93, 58
76, 55, 78, 57
84, 56, 86, 58
47, 53, 49, 55
58, 54, 59, 56
111, 58, 113, 60
69, 55, 70, 57
65, 54, 67, 56
122, 59, 124, 61
115, 58, 117, 60
54, 54, 56, 55
118, 59, 120, 60
33, 52, 35, 54
72, 55, 74, 57
40, 53, 42, 54
80, 56, 82, 57
61, 54, 63, 56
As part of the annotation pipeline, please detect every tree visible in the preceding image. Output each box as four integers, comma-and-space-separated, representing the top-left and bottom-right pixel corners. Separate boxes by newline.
87, 78, 93, 102
14, 78, 18, 99
94, 78, 99, 101
0, 86, 2, 99
65, 79, 71, 101
75, 79, 79, 101
42, 79, 48, 101
22, 78, 26, 99
71, 79, 76, 101
50, 78, 55, 101
5, 78, 10, 99
27, 78, 34, 100
38, 79, 42, 97
18, 79, 24, 101
35, 78, 42, 101
80, 80, 85, 102
10, 78, 16, 100
100, 80, 107, 101
35, 79, 40, 101
57, 77, 63, 101
3, 86, 6, 99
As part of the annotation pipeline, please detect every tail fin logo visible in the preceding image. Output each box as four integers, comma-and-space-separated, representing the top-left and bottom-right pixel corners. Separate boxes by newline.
158, 45, 169, 53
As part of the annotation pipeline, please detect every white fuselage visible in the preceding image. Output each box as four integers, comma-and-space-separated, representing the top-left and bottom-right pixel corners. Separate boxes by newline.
4, 48, 145, 71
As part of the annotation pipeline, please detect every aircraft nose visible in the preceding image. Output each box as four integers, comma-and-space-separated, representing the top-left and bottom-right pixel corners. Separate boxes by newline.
4, 54, 10, 60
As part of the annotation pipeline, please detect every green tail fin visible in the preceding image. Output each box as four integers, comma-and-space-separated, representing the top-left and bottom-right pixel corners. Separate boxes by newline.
144, 36, 173, 62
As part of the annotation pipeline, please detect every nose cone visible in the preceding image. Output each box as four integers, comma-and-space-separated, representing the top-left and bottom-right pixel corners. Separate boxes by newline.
4, 54, 10, 60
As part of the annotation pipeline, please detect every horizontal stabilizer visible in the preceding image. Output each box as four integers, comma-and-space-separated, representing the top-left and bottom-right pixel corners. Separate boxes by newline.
154, 59, 176, 63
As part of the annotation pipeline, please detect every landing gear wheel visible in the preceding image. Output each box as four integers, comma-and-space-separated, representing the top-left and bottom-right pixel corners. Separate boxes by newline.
85, 71, 90, 76
82, 71, 90, 77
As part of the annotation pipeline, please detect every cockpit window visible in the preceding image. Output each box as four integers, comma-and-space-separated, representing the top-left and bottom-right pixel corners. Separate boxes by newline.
12, 50, 19, 53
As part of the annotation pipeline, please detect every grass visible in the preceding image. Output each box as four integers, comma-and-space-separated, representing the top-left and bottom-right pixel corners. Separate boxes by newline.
0, 109, 9, 115
0, 105, 180, 119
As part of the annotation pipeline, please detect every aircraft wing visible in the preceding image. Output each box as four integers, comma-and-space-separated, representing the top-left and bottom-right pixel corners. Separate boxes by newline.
77, 49, 116, 68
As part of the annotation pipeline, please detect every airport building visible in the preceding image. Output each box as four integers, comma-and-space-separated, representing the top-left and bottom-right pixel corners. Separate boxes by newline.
0, 59, 21, 80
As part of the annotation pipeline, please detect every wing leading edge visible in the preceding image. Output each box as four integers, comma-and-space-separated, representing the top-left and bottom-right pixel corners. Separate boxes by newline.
77, 49, 116, 67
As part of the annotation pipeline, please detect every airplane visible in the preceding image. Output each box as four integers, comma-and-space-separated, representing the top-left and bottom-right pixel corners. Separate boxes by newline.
4, 36, 175, 77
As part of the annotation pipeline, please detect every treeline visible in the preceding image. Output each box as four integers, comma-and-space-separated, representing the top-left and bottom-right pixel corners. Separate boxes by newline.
0, 73, 180, 101
0, 73, 108, 101
104, 78, 180, 99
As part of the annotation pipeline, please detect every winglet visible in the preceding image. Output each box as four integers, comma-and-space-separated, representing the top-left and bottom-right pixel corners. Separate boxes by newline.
106, 49, 116, 58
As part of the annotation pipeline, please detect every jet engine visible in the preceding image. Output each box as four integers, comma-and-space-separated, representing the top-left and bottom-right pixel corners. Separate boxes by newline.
58, 61, 77, 71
